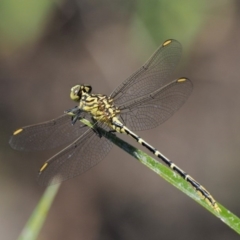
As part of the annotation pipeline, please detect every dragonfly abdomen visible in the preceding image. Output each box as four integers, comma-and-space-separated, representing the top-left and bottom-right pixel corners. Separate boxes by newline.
117, 123, 220, 212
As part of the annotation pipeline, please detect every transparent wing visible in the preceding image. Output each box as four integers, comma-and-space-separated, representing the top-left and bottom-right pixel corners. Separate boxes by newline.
9, 114, 90, 151
37, 125, 113, 186
118, 78, 192, 131
110, 39, 182, 106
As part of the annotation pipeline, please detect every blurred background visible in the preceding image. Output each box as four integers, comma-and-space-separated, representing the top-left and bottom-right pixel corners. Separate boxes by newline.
1, 0, 240, 239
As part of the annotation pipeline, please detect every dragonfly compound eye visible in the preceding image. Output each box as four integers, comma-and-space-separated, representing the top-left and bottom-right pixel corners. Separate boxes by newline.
82, 85, 92, 93
70, 85, 81, 101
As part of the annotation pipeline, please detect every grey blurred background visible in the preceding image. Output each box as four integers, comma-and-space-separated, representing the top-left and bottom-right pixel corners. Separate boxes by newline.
1, 0, 240, 239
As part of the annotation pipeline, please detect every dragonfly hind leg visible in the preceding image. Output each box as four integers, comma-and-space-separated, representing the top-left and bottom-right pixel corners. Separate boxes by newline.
91, 118, 103, 138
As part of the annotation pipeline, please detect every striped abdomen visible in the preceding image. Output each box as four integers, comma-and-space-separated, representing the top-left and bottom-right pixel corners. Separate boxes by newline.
112, 120, 220, 212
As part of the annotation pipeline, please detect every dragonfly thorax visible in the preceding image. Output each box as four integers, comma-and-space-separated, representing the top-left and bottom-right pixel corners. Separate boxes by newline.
70, 84, 121, 127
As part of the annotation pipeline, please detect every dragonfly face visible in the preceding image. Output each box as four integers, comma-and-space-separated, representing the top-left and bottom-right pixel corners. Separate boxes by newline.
70, 84, 92, 102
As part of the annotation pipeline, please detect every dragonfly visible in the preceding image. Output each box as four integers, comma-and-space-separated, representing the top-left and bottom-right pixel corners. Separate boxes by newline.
9, 39, 220, 212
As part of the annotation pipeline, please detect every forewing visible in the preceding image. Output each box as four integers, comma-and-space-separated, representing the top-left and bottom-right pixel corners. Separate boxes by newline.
110, 39, 182, 106
37, 127, 113, 186
119, 78, 192, 131
9, 114, 89, 151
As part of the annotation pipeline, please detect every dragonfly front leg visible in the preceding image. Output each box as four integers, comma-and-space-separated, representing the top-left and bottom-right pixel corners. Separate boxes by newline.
71, 113, 82, 125
64, 106, 82, 125
64, 106, 79, 115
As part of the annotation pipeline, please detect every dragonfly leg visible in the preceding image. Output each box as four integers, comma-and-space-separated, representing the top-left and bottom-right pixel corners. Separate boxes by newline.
89, 117, 102, 138
64, 106, 83, 125
92, 127, 102, 138
64, 106, 79, 115
71, 110, 83, 125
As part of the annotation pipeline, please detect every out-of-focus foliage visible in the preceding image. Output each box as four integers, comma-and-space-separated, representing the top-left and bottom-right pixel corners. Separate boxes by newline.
136, 0, 205, 40
0, 0, 58, 53
131, 0, 229, 47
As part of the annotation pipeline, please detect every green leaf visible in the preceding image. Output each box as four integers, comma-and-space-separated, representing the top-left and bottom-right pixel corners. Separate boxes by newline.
18, 118, 240, 239
0, 0, 55, 51
17, 183, 60, 240
82, 118, 240, 234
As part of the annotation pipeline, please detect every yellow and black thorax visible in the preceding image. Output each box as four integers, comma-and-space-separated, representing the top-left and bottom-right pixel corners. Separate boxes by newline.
70, 84, 121, 130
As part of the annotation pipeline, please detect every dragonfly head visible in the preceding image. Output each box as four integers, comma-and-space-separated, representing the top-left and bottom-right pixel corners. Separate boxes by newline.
70, 84, 92, 102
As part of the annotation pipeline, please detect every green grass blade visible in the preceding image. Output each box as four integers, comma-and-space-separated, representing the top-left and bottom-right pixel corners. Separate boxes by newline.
82, 118, 240, 234
17, 184, 60, 240
18, 117, 240, 239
